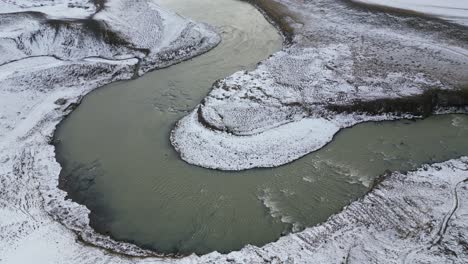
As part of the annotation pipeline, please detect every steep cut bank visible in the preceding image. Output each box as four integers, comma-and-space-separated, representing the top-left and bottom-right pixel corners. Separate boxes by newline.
171, 0, 468, 170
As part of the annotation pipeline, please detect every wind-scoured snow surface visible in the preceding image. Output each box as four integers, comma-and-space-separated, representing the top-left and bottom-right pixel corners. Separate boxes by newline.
171, 0, 468, 170
350, 0, 468, 27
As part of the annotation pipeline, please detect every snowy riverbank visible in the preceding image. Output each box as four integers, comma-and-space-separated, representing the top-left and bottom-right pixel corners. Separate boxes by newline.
171, 0, 468, 170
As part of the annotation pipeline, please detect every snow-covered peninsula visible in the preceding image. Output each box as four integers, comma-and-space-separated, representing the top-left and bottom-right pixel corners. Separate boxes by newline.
171, 0, 468, 170
1, 0, 467, 263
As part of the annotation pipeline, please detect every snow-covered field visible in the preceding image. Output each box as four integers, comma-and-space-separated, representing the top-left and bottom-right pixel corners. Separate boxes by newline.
351, 0, 468, 26
1, 0, 468, 263
0, 0, 96, 19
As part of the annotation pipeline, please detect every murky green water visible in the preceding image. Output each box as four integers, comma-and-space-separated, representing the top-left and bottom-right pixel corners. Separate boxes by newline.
54, 0, 468, 256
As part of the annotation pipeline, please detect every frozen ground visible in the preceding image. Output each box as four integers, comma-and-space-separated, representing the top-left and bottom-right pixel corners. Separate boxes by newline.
172, 0, 468, 170
1, 0, 468, 263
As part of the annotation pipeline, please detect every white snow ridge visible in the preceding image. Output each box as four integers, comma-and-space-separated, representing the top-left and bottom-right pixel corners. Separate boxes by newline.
1, 0, 468, 263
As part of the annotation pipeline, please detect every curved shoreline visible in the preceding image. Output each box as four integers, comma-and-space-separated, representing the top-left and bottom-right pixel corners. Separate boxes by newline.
171, 0, 468, 170
54, 0, 286, 255
1, 0, 468, 263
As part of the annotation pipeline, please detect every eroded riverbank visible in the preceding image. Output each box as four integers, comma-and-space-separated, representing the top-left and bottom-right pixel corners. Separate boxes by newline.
172, 0, 468, 170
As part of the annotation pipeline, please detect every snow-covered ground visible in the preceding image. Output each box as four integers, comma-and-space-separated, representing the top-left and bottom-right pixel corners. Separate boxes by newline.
351, 0, 468, 27
1, 0, 468, 263
172, 0, 468, 170
0, 0, 96, 19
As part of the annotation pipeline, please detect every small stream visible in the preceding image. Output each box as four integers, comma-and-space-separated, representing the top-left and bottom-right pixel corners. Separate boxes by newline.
54, 0, 468, 256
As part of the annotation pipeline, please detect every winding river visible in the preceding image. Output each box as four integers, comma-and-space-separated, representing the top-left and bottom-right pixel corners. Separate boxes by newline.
54, 0, 468, 256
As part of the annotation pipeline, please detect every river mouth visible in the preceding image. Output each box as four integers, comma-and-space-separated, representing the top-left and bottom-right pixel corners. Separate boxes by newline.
54, 0, 468, 257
